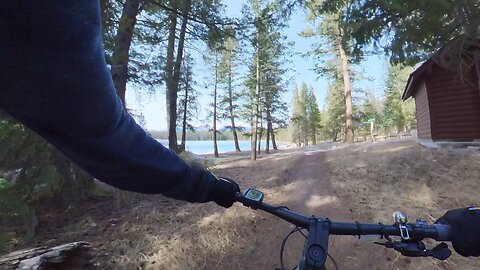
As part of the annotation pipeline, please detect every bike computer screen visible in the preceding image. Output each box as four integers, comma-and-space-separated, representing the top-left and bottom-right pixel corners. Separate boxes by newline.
243, 188, 264, 204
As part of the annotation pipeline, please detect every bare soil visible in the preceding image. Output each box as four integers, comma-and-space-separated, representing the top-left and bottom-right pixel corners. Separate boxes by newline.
5, 139, 480, 270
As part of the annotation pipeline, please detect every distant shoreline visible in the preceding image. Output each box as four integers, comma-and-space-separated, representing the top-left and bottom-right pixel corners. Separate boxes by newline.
154, 139, 291, 155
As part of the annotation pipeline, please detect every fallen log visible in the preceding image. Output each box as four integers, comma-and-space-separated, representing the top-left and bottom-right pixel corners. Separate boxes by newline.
0, 241, 93, 270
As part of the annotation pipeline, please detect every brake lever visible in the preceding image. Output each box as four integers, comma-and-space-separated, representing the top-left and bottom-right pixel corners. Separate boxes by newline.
374, 241, 451, 260
426, 243, 452, 260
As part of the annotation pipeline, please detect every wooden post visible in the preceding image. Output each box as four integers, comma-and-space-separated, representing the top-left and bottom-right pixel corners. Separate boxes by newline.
370, 120, 374, 142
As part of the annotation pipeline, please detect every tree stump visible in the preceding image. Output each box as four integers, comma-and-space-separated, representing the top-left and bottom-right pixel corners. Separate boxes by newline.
0, 241, 93, 270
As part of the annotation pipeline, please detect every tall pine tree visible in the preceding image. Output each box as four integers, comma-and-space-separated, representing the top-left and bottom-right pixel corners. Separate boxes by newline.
302, 3, 356, 143
177, 53, 200, 152
218, 35, 243, 152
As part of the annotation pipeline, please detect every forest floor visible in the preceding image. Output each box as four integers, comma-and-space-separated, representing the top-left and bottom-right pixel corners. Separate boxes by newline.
4, 138, 480, 270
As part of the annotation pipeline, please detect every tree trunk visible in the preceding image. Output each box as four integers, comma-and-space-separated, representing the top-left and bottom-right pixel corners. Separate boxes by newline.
303, 115, 308, 146
111, 0, 140, 107
271, 126, 278, 150
165, 2, 178, 152
230, 111, 241, 152
297, 129, 301, 146
304, 129, 308, 147
336, 20, 354, 144
370, 120, 375, 141
249, 106, 254, 150
227, 54, 241, 152
265, 109, 271, 154
251, 30, 260, 160
258, 111, 262, 155
165, 0, 190, 153
180, 65, 189, 152
213, 53, 219, 158
270, 132, 278, 150
172, 5, 190, 96
312, 127, 317, 145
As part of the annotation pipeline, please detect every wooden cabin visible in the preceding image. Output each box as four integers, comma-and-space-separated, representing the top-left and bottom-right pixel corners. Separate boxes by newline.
402, 41, 480, 144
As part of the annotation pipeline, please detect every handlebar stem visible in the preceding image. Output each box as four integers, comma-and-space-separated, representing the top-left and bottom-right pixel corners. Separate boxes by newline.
302, 218, 329, 270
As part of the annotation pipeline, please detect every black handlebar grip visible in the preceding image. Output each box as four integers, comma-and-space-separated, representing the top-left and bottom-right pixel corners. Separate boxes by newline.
434, 224, 452, 241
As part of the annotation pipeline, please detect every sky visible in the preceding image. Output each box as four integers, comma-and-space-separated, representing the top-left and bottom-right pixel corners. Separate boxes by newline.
125, 0, 387, 131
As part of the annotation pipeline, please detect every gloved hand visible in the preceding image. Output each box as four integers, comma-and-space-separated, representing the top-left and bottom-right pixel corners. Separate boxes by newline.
206, 173, 240, 208
435, 207, 480, 257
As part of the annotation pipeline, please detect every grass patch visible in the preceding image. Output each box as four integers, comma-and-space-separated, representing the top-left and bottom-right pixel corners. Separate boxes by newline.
0, 178, 7, 189
87, 184, 114, 200
178, 151, 211, 168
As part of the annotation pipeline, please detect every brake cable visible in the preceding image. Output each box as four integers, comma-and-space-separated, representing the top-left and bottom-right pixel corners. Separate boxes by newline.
280, 226, 300, 270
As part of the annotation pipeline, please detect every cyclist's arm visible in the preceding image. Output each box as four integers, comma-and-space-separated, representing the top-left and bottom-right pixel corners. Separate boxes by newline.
0, 1, 218, 203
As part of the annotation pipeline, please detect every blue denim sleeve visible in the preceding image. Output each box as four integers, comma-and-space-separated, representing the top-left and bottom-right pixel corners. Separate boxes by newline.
0, 0, 216, 203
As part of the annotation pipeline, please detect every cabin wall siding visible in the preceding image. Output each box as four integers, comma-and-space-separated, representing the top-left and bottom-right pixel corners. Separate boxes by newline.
414, 80, 432, 139
425, 65, 480, 141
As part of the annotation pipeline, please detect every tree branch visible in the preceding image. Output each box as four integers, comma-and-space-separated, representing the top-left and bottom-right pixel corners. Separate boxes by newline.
143, 0, 240, 27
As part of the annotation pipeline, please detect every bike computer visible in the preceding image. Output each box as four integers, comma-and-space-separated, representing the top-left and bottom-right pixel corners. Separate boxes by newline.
242, 188, 264, 205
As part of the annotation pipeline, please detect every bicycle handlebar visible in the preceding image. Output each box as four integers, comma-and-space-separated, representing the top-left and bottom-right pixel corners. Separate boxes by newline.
235, 190, 453, 269
236, 192, 451, 241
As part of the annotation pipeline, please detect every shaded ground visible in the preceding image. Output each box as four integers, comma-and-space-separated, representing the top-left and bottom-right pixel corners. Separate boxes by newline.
3, 139, 480, 269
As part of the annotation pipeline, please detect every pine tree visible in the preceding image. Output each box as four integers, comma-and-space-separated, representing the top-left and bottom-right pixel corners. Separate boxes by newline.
302, 5, 356, 143
163, 0, 227, 153
299, 83, 309, 146
259, 33, 289, 153
218, 35, 242, 152
322, 80, 345, 142
177, 53, 200, 152
358, 88, 382, 138
319, 0, 479, 64
306, 88, 322, 145
110, 0, 141, 106
291, 83, 302, 146
204, 47, 222, 157
291, 83, 322, 145
291, 83, 309, 146
242, 0, 290, 159
360, 89, 382, 123
381, 64, 415, 133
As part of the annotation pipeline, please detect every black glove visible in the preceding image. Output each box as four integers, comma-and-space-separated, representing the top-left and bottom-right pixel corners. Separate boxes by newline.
206, 174, 240, 208
435, 207, 480, 257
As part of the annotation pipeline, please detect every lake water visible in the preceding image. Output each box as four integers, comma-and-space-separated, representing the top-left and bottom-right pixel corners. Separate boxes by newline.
158, 140, 281, 155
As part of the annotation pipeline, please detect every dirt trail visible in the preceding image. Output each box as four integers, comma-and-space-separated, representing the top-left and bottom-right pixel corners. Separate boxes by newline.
223, 150, 339, 269
202, 141, 480, 270
210, 149, 386, 270
10, 140, 480, 270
